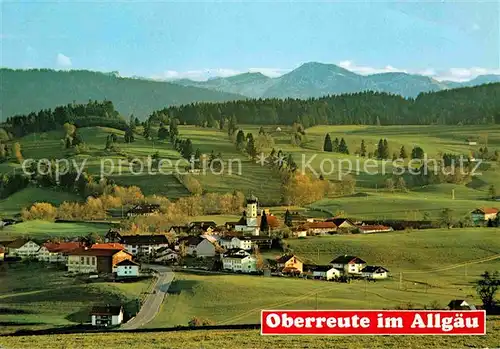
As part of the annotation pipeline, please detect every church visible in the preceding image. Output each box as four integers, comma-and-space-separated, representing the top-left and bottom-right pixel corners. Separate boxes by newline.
234, 195, 279, 236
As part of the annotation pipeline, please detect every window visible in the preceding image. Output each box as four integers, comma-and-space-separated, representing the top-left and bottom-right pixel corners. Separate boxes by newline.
86, 257, 90, 265
81, 257, 84, 264
92, 257, 95, 265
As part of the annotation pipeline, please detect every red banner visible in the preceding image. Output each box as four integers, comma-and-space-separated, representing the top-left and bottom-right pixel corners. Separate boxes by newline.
261, 310, 486, 335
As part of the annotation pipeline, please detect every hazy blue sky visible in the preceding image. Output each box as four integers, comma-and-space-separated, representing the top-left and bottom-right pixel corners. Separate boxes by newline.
1, 0, 499, 81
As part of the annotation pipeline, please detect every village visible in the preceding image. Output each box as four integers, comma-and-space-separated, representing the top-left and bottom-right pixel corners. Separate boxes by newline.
1, 196, 497, 328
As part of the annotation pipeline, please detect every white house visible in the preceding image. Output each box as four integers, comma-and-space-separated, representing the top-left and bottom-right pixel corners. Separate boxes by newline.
154, 247, 178, 263
330, 255, 367, 275
219, 237, 253, 251
180, 236, 216, 257
120, 234, 170, 256
361, 266, 389, 280
6, 239, 40, 259
222, 249, 257, 273
471, 208, 498, 225
91, 305, 124, 327
312, 265, 341, 280
114, 259, 140, 277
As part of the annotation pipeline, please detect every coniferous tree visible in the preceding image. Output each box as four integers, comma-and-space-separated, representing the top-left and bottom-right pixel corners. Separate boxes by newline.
333, 137, 340, 152
323, 134, 333, 152
382, 139, 389, 159
235, 130, 246, 151
284, 209, 293, 227
246, 133, 257, 158
360, 140, 367, 157
181, 139, 194, 159
260, 210, 269, 233
399, 145, 408, 159
411, 146, 425, 159
339, 138, 349, 154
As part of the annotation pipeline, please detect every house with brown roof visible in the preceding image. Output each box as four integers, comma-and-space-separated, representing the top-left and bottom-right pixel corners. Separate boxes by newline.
104, 229, 122, 243
120, 234, 170, 256
301, 221, 337, 235
37, 242, 83, 263
357, 225, 394, 234
67, 247, 132, 274
446, 300, 476, 310
325, 218, 357, 230
187, 221, 217, 235
6, 239, 40, 259
276, 254, 303, 274
126, 204, 160, 217
471, 208, 498, 225
330, 255, 367, 275
91, 305, 124, 327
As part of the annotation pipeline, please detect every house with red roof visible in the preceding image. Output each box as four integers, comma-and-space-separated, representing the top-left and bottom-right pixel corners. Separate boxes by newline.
37, 241, 83, 263
357, 225, 394, 234
67, 247, 132, 274
330, 255, 367, 275
471, 208, 498, 225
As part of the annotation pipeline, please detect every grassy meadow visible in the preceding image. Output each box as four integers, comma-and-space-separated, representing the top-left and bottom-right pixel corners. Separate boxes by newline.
2, 323, 500, 349
0, 263, 151, 334
0, 220, 112, 240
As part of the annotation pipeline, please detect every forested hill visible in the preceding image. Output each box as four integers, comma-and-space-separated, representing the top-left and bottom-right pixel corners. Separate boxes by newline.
157, 83, 500, 127
0, 69, 246, 120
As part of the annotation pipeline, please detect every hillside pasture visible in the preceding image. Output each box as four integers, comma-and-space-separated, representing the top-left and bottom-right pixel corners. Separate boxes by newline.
0, 220, 112, 240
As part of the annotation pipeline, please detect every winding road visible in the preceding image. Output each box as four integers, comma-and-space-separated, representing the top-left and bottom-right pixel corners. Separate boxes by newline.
120, 264, 174, 330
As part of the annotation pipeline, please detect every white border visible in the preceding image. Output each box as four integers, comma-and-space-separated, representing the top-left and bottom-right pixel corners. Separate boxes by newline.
259, 309, 487, 336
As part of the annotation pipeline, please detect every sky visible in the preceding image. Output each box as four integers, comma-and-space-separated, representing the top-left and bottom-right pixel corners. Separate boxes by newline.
1, 0, 499, 81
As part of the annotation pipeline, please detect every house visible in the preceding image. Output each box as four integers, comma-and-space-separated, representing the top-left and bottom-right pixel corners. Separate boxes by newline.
301, 221, 337, 235
357, 225, 394, 234
222, 249, 257, 273
6, 239, 40, 259
178, 236, 216, 257
447, 300, 476, 310
168, 225, 189, 235
67, 247, 132, 274
91, 305, 124, 327
330, 255, 367, 275
187, 221, 217, 235
361, 266, 389, 279
219, 236, 251, 251
325, 218, 357, 231
154, 247, 178, 263
114, 259, 140, 278
312, 265, 341, 280
471, 208, 498, 224
291, 227, 308, 238
126, 204, 160, 217
91, 243, 126, 250
104, 229, 122, 243
120, 234, 170, 256
37, 242, 83, 263
276, 254, 303, 274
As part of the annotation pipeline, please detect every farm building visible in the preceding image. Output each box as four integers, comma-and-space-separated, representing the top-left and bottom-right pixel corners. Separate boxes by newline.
301, 221, 337, 235
67, 247, 132, 274
471, 208, 498, 225
361, 266, 389, 279
312, 265, 341, 280
325, 218, 357, 231
446, 300, 476, 310
357, 225, 394, 234
276, 254, 303, 274
91, 305, 124, 327
330, 255, 367, 275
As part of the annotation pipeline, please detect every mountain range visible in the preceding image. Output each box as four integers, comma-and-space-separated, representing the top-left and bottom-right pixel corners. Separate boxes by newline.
2, 63, 499, 120
172, 62, 500, 99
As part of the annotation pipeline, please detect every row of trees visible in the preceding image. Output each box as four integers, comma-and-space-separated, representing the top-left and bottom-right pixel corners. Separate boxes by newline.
3, 100, 126, 137
152, 84, 500, 127
323, 134, 349, 154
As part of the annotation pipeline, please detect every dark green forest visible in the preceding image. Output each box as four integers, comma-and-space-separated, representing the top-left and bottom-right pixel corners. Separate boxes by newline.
155, 83, 500, 127
0, 68, 245, 120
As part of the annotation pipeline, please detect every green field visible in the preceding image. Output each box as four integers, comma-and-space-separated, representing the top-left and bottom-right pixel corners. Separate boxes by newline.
0, 263, 151, 334
2, 321, 500, 349
0, 220, 112, 240
0, 187, 82, 218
